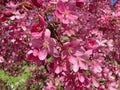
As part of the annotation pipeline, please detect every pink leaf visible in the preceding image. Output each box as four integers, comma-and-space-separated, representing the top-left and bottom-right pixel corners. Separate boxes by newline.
38, 49, 47, 60
72, 63, 79, 72
55, 66, 62, 74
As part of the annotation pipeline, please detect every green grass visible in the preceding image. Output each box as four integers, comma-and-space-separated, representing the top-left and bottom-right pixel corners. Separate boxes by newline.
0, 62, 32, 90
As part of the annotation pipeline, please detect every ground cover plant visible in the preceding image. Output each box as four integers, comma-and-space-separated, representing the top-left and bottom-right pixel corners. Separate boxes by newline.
0, 0, 120, 90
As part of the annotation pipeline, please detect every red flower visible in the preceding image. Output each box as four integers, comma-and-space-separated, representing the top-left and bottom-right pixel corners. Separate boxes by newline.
30, 29, 56, 60
55, 1, 78, 24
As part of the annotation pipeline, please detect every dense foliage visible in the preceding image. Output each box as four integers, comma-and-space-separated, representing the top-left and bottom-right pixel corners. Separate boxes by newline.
0, 0, 120, 90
